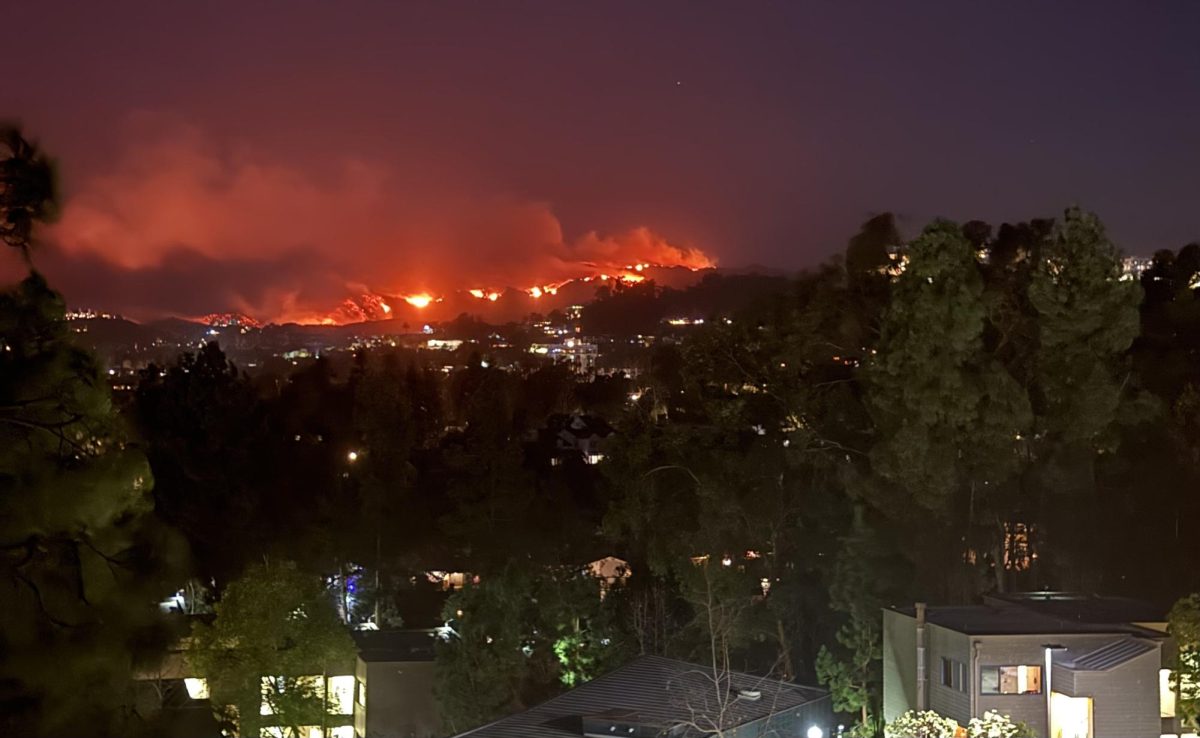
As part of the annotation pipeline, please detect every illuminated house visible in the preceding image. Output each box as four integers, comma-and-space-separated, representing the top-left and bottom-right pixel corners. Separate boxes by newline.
134, 630, 439, 738
883, 592, 1185, 738
449, 655, 831, 738
529, 339, 599, 373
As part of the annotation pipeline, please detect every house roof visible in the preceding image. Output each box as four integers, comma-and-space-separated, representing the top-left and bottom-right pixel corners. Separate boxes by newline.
888, 597, 1165, 638
1058, 638, 1157, 671
546, 413, 615, 441
352, 629, 438, 663
982, 592, 1166, 625
451, 655, 828, 738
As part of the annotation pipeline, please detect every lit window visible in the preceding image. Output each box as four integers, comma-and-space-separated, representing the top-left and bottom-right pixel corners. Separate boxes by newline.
1049, 692, 1091, 738
1162, 669, 1177, 718
981, 665, 1042, 695
328, 675, 355, 715
184, 677, 209, 700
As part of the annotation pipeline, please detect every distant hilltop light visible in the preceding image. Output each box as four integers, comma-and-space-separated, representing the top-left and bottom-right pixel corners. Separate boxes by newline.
66, 308, 124, 321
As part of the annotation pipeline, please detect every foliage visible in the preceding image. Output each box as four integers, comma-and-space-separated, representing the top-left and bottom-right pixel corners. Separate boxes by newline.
0, 125, 58, 258
884, 710, 959, 738
188, 560, 355, 738
816, 509, 907, 731
1169, 593, 1200, 731
0, 274, 179, 737
966, 710, 1036, 738
434, 563, 630, 733
135, 342, 271, 585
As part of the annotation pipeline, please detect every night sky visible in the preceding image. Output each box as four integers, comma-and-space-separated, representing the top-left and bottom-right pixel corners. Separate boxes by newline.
5, 1, 1200, 321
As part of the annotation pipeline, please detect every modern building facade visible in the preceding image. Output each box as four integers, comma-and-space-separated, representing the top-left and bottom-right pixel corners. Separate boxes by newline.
883, 592, 1187, 738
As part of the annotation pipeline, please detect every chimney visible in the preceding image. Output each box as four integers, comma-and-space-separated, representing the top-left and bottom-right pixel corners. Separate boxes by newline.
915, 602, 928, 711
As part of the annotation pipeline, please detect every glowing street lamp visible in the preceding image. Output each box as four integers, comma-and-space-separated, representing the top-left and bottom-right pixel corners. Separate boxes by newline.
347, 450, 360, 463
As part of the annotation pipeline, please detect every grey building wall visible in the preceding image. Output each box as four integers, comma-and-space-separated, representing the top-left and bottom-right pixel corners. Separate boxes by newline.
974, 635, 1107, 738
882, 610, 917, 722
1073, 647, 1161, 738
974, 635, 1161, 738
927, 625, 970, 726
883, 615, 1166, 738
357, 658, 439, 738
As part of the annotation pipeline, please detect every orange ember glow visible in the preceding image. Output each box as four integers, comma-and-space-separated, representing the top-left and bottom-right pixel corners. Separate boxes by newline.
529, 286, 543, 298
470, 288, 502, 302
404, 294, 434, 309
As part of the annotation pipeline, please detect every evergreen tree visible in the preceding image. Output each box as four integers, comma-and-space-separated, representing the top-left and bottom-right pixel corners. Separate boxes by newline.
1, 125, 58, 259
865, 220, 1030, 600
0, 274, 179, 737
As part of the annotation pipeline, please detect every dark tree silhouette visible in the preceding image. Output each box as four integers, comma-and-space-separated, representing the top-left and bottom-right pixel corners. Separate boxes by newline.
0, 125, 58, 260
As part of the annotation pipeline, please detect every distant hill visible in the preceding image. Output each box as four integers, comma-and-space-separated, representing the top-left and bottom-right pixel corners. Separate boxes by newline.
65, 266, 798, 354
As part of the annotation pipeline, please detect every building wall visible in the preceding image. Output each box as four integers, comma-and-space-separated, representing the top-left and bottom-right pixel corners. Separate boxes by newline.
974, 634, 1155, 738
927, 625, 970, 726
1073, 647, 1161, 738
361, 659, 439, 738
882, 610, 917, 722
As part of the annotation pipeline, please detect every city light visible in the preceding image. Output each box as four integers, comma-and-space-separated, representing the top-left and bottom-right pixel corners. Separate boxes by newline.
347, 451, 359, 462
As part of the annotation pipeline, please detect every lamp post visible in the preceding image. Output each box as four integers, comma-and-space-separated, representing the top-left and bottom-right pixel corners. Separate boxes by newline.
1042, 643, 1067, 738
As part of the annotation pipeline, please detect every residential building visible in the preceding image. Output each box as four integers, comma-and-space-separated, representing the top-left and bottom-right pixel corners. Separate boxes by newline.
542, 413, 613, 465
450, 654, 831, 738
134, 628, 436, 738
530, 339, 599, 373
882, 592, 1187, 738
352, 630, 439, 738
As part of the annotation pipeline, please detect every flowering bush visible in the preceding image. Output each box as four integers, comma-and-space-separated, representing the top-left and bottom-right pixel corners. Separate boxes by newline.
884, 710, 959, 738
967, 711, 1035, 738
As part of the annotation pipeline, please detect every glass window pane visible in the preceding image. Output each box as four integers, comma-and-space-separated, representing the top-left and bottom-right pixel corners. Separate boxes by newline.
981, 667, 999, 694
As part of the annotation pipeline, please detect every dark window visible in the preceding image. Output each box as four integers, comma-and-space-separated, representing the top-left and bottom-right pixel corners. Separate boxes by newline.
940, 657, 966, 692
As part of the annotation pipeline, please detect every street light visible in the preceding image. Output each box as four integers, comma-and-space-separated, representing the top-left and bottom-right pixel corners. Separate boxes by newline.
347, 450, 359, 463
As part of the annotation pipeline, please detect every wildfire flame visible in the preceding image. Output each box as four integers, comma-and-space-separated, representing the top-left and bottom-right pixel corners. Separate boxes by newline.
403, 294, 434, 309
470, 289, 502, 302
259, 258, 714, 325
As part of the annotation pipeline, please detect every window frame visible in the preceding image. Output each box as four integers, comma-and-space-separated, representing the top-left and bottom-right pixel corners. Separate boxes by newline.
979, 664, 1043, 695
940, 657, 967, 693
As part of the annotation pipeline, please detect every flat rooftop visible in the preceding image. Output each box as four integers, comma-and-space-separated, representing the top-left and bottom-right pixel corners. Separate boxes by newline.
888, 593, 1166, 637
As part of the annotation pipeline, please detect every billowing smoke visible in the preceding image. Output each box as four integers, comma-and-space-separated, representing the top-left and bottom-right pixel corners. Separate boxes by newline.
12, 121, 713, 323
